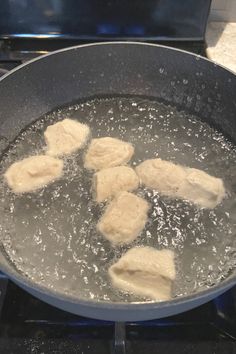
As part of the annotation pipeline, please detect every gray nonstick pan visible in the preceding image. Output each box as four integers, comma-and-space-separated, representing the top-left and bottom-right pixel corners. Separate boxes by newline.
0, 42, 235, 321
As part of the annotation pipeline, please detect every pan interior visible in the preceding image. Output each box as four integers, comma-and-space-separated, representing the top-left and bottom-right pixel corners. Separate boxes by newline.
0, 96, 236, 303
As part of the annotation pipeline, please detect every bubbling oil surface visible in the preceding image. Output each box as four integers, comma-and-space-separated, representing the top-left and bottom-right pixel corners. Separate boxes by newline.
0, 97, 236, 302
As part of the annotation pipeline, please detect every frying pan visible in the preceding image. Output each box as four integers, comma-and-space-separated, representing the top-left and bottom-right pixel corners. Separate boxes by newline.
0, 42, 235, 322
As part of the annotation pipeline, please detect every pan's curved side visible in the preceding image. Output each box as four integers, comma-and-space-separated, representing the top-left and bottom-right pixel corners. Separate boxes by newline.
0, 42, 235, 143
15, 277, 233, 321
0, 42, 235, 321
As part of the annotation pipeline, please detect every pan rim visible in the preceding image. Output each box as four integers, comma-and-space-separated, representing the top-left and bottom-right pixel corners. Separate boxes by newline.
0, 259, 235, 310
0, 41, 236, 310
0, 40, 236, 81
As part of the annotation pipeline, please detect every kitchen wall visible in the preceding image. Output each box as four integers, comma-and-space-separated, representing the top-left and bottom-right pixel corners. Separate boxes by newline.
210, 0, 236, 21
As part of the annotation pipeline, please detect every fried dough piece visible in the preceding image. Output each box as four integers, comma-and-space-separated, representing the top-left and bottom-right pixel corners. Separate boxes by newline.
84, 137, 134, 170
93, 166, 139, 202
97, 192, 149, 245
109, 247, 176, 301
5, 155, 63, 193
136, 158, 225, 208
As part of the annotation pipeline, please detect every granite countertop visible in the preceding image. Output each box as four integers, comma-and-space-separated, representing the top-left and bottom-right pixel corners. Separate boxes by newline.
206, 21, 236, 73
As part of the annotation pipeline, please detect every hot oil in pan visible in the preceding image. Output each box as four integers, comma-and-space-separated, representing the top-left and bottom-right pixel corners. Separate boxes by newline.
0, 97, 236, 302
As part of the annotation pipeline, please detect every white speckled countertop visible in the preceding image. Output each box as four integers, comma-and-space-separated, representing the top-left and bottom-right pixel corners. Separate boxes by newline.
206, 22, 236, 73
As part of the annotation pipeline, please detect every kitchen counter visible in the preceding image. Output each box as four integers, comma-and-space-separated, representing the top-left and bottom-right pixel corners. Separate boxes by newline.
206, 21, 236, 73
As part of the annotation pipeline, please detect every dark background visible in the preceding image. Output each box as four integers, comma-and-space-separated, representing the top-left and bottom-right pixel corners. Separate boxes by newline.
0, 0, 211, 41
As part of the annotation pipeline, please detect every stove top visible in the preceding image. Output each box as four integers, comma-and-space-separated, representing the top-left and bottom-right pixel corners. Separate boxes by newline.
0, 278, 235, 353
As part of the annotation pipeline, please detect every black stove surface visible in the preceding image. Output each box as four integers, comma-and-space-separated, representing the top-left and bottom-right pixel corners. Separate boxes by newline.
0, 279, 236, 354
1, 41, 236, 353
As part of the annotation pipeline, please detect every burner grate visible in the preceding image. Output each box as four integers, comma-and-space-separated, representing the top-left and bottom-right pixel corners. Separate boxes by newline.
0, 280, 235, 353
